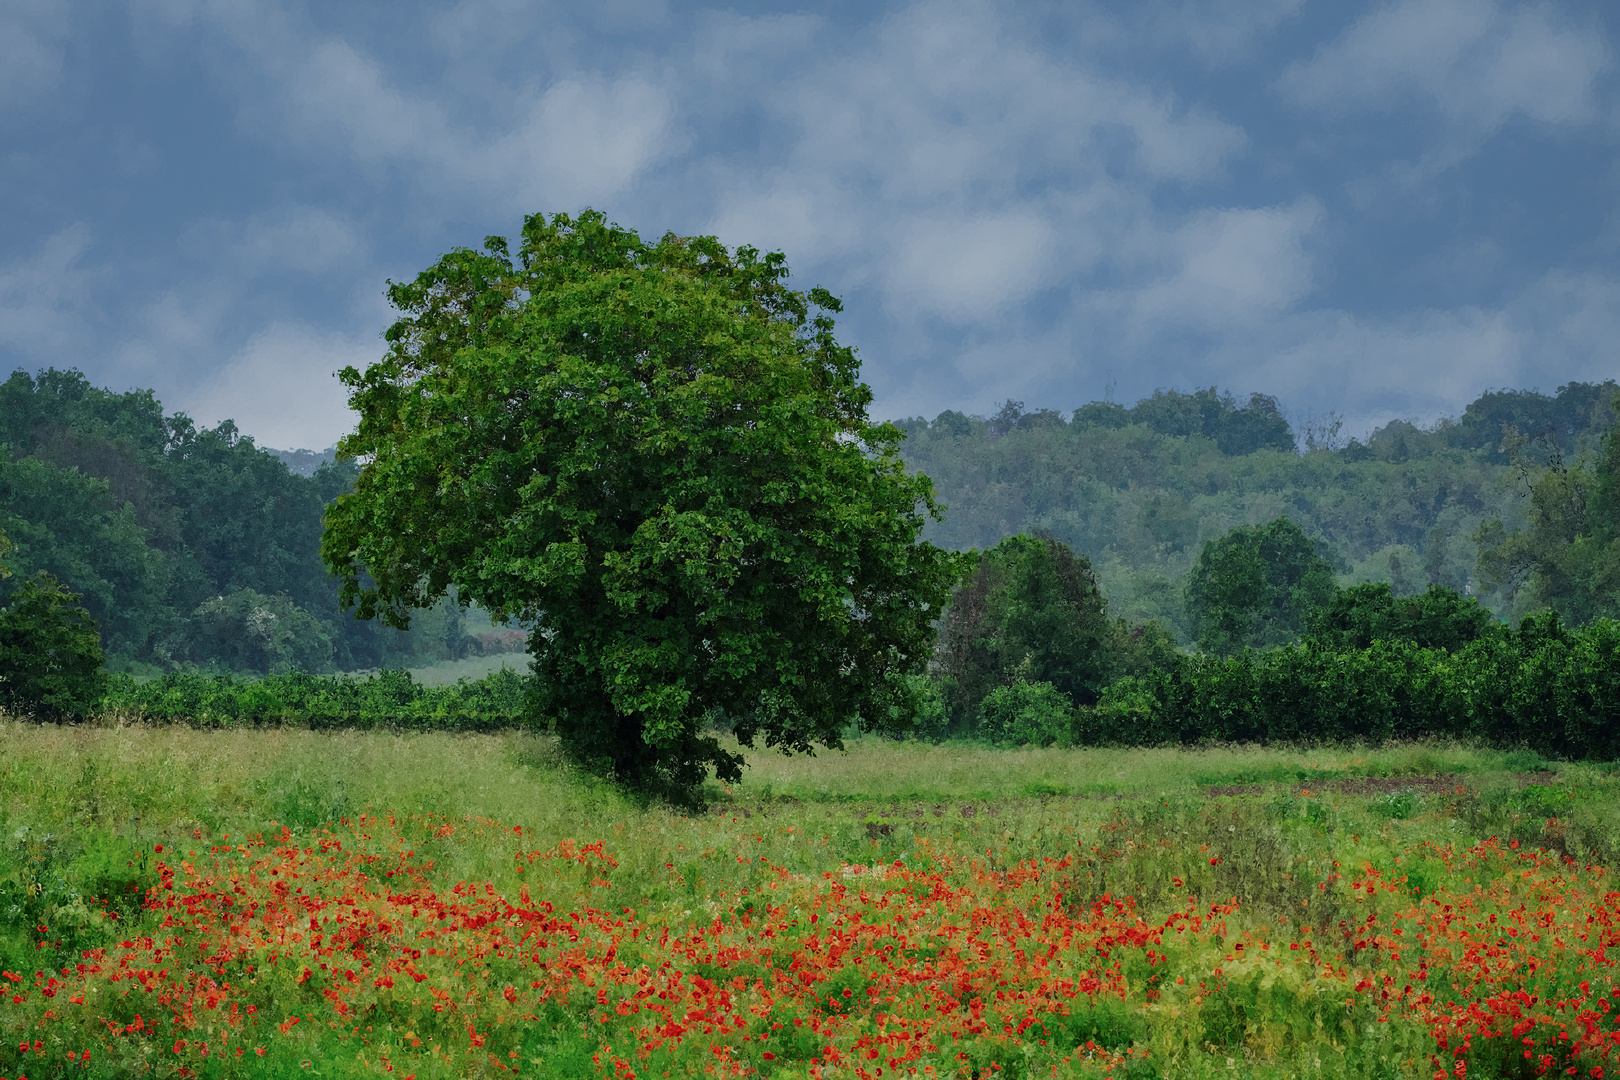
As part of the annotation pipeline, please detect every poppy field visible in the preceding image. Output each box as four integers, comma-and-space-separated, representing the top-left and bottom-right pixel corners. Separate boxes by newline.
3, 724, 1620, 1079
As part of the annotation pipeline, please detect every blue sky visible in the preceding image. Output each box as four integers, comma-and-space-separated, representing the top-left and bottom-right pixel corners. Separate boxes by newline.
2, 0, 1616, 450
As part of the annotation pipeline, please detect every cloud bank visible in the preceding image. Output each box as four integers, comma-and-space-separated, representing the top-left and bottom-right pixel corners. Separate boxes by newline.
1, 0, 1616, 448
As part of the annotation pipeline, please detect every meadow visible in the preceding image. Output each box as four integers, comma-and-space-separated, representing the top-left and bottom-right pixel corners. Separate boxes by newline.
3, 724, 1618, 1079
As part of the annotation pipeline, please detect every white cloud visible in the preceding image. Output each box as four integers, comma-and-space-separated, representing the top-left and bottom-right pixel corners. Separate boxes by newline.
1112, 265, 1620, 437
168, 323, 371, 450
1125, 199, 1324, 327
1278, 0, 1609, 131
180, 207, 364, 277
887, 215, 1055, 323
705, 0, 1248, 339
0, 225, 95, 355
1252, 307, 1523, 422
1143, 0, 1306, 67
284, 39, 436, 161
487, 77, 677, 211
191, 7, 678, 217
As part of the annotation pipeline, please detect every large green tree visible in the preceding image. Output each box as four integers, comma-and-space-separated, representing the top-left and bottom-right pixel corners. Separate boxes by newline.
321, 211, 960, 801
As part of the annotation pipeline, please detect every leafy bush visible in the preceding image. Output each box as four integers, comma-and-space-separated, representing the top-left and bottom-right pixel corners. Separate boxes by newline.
1306, 582, 1498, 651
161, 588, 336, 674
99, 666, 532, 732
0, 572, 108, 720
978, 679, 1075, 747
1083, 613, 1620, 759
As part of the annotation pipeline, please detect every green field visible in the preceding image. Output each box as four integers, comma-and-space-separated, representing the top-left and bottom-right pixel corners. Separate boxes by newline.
2, 726, 1617, 1078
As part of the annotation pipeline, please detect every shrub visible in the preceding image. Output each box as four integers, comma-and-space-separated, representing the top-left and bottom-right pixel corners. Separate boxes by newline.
0, 572, 107, 720
979, 679, 1075, 747
98, 665, 533, 732
1307, 582, 1499, 651
1084, 614, 1620, 759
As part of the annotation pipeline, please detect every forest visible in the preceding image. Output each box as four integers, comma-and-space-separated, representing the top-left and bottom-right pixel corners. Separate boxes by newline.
1, 367, 1615, 683
0, 368, 522, 676
895, 382, 1619, 637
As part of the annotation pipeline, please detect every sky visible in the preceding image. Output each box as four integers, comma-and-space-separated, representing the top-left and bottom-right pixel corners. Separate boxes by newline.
2, 0, 1618, 451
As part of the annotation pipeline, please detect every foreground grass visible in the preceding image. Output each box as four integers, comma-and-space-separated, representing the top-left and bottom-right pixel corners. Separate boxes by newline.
3, 724, 1618, 1078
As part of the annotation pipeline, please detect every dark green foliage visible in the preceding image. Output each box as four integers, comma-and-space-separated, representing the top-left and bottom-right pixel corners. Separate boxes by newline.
0, 367, 490, 671
100, 667, 531, 731
930, 409, 973, 438
1084, 614, 1620, 760
323, 211, 961, 803
977, 680, 1075, 747
1118, 388, 1296, 456
1450, 380, 1618, 461
896, 381, 1620, 637
932, 534, 1176, 732
161, 588, 336, 674
0, 573, 108, 720
1474, 390, 1620, 624
1185, 518, 1338, 655
1306, 583, 1498, 651
0, 454, 167, 656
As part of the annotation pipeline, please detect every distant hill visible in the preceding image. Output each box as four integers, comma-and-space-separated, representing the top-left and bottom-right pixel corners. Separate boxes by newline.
266, 445, 339, 477
890, 382, 1618, 638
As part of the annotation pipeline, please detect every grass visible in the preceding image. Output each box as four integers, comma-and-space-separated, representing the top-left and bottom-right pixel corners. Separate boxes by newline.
403, 654, 528, 687
738, 734, 1559, 803
3, 724, 1618, 1078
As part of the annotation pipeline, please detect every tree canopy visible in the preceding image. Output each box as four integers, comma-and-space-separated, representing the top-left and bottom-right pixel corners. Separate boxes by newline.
1185, 517, 1339, 655
322, 210, 961, 801
1305, 582, 1498, 652
889, 383, 1620, 636
1474, 391, 1620, 624
0, 367, 478, 672
932, 533, 1175, 724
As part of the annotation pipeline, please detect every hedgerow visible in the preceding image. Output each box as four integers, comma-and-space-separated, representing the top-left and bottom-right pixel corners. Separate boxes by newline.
97, 667, 532, 732
1085, 613, 1620, 758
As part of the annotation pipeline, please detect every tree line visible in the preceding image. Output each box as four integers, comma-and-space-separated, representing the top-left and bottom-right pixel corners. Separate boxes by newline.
894, 381, 1617, 637
906, 384, 1619, 748
1, 209, 1616, 808
0, 368, 519, 676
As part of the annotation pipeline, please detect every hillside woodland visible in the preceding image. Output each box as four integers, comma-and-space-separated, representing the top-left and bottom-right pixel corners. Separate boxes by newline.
0, 369, 1614, 696
895, 382, 1619, 637
0, 369, 519, 674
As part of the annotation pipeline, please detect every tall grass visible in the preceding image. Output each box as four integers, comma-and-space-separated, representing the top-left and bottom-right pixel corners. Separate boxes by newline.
2, 722, 1609, 921
5, 722, 1618, 1078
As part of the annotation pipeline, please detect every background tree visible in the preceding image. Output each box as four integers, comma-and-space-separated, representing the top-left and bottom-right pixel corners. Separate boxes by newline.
932, 533, 1175, 727
162, 588, 336, 674
0, 455, 166, 656
0, 572, 107, 720
1185, 517, 1338, 654
1474, 392, 1620, 623
1306, 582, 1498, 652
895, 383, 1586, 636
322, 211, 961, 803
0, 367, 486, 671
